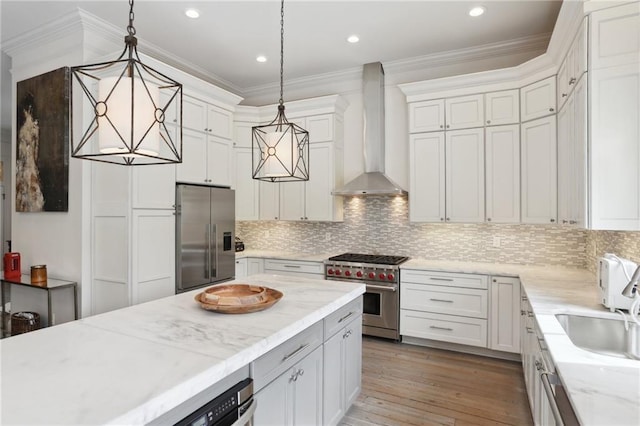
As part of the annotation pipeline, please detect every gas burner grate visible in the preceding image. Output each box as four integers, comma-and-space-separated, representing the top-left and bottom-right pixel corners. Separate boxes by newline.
327, 253, 409, 265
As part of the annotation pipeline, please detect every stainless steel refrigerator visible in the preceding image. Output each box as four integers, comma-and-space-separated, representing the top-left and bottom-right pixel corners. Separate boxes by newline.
176, 184, 235, 293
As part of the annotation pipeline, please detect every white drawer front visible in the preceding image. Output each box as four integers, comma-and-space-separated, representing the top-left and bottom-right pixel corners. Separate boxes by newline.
401, 283, 488, 319
400, 310, 487, 348
251, 321, 323, 392
324, 297, 363, 340
401, 269, 488, 289
263, 259, 324, 275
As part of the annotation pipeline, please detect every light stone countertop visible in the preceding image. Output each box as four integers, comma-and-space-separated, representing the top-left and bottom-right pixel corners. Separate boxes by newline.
402, 258, 640, 426
236, 250, 338, 262
0, 274, 365, 425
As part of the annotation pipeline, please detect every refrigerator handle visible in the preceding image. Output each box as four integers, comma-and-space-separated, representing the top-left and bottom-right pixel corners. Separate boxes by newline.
211, 224, 217, 279
205, 224, 211, 279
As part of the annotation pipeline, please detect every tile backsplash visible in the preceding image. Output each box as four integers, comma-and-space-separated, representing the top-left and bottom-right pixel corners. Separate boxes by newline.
586, 231, 640, 272
238, 196, 597, 268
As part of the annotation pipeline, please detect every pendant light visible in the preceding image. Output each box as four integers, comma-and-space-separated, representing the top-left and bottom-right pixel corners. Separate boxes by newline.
70, 0, 182, 165
252, 0, 309, 182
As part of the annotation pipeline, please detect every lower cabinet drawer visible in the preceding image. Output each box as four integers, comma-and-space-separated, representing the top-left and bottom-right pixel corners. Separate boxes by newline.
324, 297, 363, 340
251, 321, 323, 392
263, 259, 324, 275
400, 310, 488, 348
400, 283, 488, 319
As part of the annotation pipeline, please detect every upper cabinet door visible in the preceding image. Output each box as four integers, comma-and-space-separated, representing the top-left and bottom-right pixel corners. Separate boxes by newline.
182, 96, 208, 132
409, 132, 445, 222
206, 104, 233, 140
520, 76, 556, 123
485, 90, 519, 126
485, 124, 520, 224
445, 94, 484, 130
445, 128, 485, 223
409, 99, 445, 133
590, 2, 640, 70
306, 114, 334, 143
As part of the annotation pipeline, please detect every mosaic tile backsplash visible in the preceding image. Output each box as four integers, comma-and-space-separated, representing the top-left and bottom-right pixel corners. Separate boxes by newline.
237, 196, 605, 268
586, 231, 640, 272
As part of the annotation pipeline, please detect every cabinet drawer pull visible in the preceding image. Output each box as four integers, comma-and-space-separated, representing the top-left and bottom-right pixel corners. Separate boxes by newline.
283, 265, 301, 268
430, 298, 454, 303
526, 327, 534, 334
569, 77, 576, 85
282, 343, 310, 362
430, 326, 453, 331
429, 277, 453, 282
338, 311, 355, 323
549, 108, 555, 112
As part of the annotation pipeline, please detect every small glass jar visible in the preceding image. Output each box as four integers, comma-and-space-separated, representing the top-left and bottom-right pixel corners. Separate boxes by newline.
30, 265, 47, 286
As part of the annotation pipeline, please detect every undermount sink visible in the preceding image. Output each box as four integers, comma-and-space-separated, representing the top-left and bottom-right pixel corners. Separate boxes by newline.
555, 314, 640, 360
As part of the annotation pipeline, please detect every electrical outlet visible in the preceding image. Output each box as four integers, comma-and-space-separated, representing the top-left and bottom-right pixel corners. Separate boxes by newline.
492, 236, 501, 248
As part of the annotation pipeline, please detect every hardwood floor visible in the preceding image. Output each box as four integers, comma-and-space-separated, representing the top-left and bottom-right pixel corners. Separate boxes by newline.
340, 337, 533, 426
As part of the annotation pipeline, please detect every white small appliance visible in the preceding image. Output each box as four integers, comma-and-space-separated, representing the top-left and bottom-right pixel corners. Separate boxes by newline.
597, 254, 636, 312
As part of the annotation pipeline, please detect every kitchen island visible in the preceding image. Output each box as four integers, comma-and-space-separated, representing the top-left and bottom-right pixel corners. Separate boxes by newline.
0, 274, 365, 425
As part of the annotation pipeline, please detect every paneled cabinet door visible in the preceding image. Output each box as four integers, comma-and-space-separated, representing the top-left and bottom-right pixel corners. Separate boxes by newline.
280, 181, 306, 221
259, 181, 280, 220
132, 164, 176, 209
489, 276, 521, 354
293, 345, 324, 426
572, 76, 588, 229
248, 258, 264, 275
590, 2, 640, 70
445, 94, 484, 130
590, 64, 640, 230
557, 95, 575, 226
207, 136, 232, 186
521, 116, 557, 224
445, 128, 485, 223
409, 99, 445, 133
305, 143, 342, 222
176, 129, 207, 183
409, 133, 445, 222
131, 210, 175, 305
182, 96, 208, 132
206, 104, 233, 140
520, 76, 556, 122
254, 368, 290, 426
323, 317, 362, 426
485, 125, 520, 223
235, 258, 248, 278
233, 148, 259, 221
485, 89, 519, 126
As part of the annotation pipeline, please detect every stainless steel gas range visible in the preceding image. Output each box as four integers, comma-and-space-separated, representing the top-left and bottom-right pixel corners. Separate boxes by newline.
324, 253, 409, 340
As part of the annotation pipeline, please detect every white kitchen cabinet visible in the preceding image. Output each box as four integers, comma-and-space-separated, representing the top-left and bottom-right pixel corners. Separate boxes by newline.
176, 129, 232, 186
266, 143, 343, 222
485, 89, 519, 126
485, 124, 520, 223
131, 209, 175, 305
323, 314, 362, 426
590, 2, 640, 70
409, 99, 445, 133
263, 259, 324, 280
409, 132, 445, 222
445, 94, 484, 130
289, 114, 334, 143
557, 76, 588, 228
131, 164, 176, 209
260, 181, 280, 220
248, 258, 264, 275
445, 128, 485, 223
521, 116, 557, 224
400, 269, 489, 348
520, 76, 556, 122
489, 276, 521, 354
233, 148, 260, 221
254, 345, 324, 426
182, 95, 233, 140
235, 258, 247, 278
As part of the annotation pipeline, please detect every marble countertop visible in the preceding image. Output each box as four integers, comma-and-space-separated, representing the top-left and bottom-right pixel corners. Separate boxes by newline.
402, 258, 640, 426
0, 274, 365, 425
236, 250, 337, 262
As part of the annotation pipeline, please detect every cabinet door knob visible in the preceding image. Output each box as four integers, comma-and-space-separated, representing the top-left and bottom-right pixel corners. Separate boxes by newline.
486, 120, 491, 124
550, 218, 555, 223
569, 220, 577, 225
549, 108, 555, 112
440, 125, 444, 129
446, 217, 450, 221
440, 218, 444, 221
569, 77, 576, 85
562, 219, 568, 224
562, 93, 567, 98
487, 218, 491, 222
446, 124, 450, 128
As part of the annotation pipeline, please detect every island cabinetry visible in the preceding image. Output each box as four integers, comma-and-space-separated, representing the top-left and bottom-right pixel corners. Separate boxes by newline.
323, 298, 363, 426
489, 276, 521, 354
400, 270, 488, 348
520, 76, 556, 123
263, 259, 324, 280
235, 258, 264, 278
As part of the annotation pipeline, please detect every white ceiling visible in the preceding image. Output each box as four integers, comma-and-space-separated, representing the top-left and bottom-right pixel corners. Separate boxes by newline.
0, 0, 562, 128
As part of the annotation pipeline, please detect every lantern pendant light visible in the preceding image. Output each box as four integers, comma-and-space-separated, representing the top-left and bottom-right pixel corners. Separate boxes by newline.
70, 0, 182, 165
252, 0, 309, 182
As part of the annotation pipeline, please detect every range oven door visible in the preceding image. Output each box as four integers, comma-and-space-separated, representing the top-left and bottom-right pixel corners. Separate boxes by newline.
362, 282, 398, 332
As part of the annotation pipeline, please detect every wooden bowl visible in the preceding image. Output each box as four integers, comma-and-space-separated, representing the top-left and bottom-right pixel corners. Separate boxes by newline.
200, 284, 267, 306
195, 286, 283, 314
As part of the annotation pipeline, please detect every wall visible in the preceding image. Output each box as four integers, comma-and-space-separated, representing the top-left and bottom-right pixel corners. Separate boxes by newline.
238, 196, 589, 268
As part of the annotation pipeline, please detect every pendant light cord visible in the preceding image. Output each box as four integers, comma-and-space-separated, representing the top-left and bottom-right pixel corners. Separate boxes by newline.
279, 0, 285, 107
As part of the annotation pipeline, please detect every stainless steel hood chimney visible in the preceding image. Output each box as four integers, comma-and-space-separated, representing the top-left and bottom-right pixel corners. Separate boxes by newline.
332, 62, 407, 196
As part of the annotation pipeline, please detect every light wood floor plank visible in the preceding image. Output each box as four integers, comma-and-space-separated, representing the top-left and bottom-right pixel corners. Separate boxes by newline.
340, 337, 533, 426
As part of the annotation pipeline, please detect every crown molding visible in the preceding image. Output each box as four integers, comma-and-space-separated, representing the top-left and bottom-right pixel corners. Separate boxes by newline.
546, 0, 587, 67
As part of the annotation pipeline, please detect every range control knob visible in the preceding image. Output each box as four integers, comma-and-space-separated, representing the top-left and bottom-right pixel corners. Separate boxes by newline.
327, 269, 334, 275
335, 270, 342, 276
345, 270, 352, 277
356, 271, 363, 278
378, 273, 386, 280
368, 272, 375, 279
387, 273, 395, 281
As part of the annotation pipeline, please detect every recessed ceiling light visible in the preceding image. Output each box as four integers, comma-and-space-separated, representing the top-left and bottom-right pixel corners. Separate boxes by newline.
469, 6, 486, 17
185, 9, 200, 19
256, 55, 267, 63
347, 35, 360, 44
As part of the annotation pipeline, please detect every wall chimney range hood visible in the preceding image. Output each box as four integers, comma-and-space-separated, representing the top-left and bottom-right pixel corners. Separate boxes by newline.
332, 62, 407, 196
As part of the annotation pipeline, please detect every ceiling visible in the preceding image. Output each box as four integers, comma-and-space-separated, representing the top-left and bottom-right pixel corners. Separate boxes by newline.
1, 1, 562, 129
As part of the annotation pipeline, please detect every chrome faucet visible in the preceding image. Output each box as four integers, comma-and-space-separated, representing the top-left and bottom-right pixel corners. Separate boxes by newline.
622, 265, 640, 298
